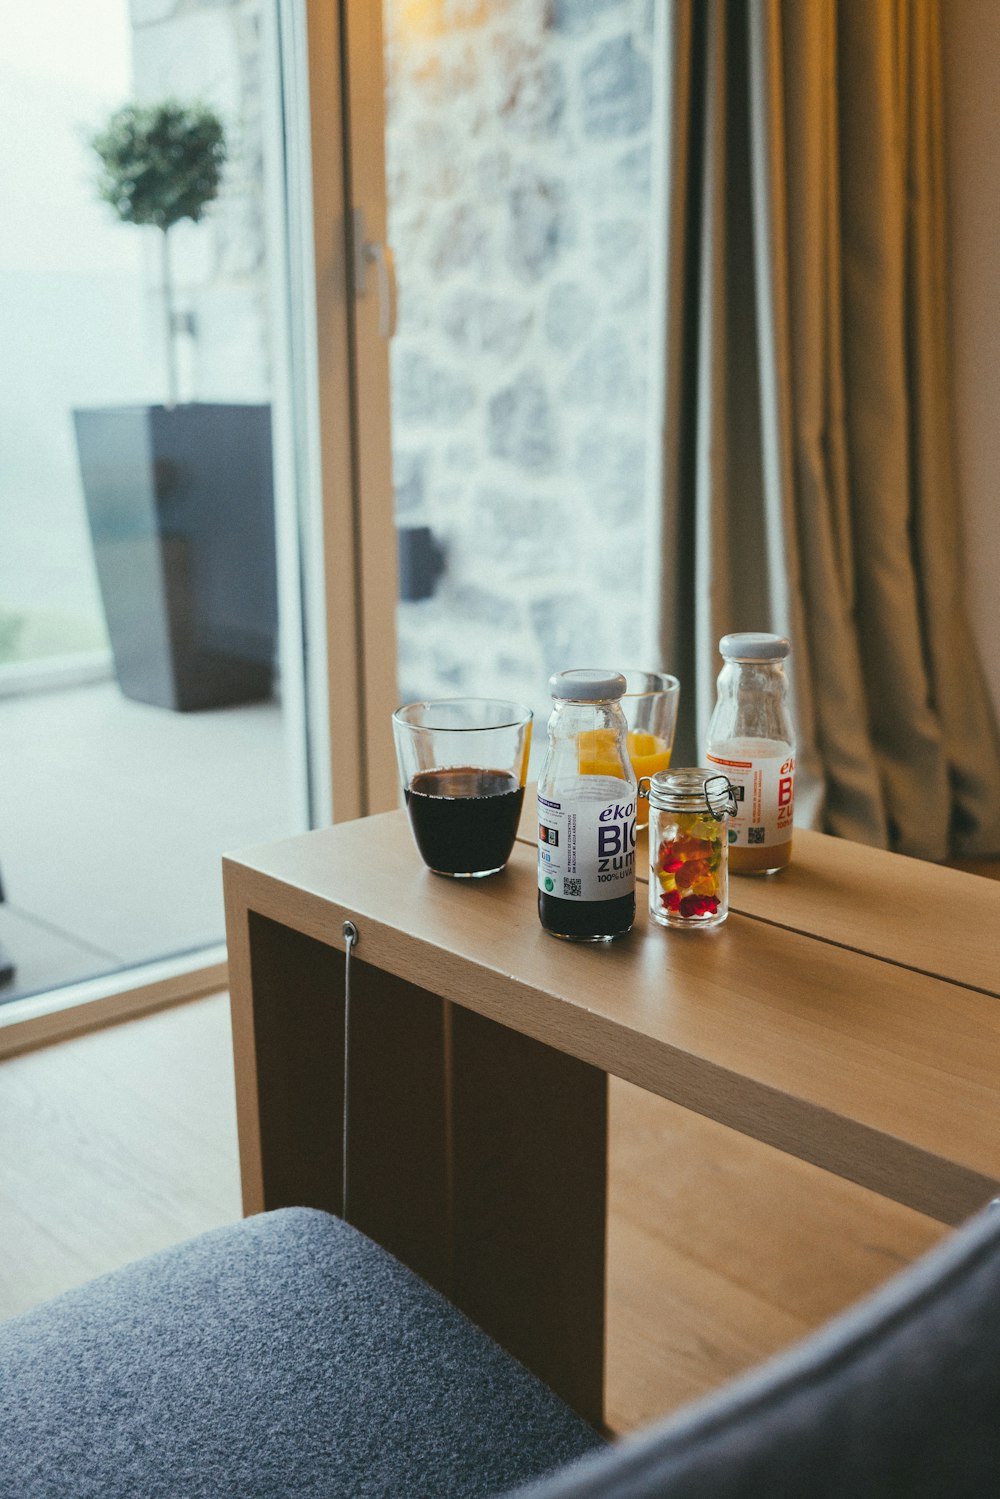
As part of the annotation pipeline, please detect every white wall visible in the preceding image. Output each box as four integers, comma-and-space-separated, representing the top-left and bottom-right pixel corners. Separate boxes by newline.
942, 0, 1000, 721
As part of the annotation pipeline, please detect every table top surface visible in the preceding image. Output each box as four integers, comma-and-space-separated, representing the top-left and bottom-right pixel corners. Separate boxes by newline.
224, 809, 1000, 1224
515, 798, 999, 998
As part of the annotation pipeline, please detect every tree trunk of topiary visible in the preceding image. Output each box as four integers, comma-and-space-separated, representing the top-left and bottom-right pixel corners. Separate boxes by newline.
159, 227, 179, 409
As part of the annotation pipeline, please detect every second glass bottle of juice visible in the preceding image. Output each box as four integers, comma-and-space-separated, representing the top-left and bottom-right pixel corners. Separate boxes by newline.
537, 669, 637, 940
705, 633, 795, 874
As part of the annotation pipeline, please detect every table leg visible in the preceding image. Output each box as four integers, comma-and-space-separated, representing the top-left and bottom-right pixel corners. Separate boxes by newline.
228, 910, 345, 1218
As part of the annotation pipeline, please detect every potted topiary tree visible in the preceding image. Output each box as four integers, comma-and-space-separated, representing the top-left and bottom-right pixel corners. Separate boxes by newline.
94, 100, 226, 409
74, 100, 278, 711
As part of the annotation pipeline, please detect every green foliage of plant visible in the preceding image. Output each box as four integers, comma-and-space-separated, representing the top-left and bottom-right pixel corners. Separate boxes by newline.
91, 100, 227, 233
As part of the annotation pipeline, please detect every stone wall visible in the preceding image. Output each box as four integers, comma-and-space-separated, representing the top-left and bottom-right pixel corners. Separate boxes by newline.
386, 0, 657, 722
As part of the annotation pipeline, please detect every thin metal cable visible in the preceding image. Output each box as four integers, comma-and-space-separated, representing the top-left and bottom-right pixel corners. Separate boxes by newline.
341, 920, 358, 1222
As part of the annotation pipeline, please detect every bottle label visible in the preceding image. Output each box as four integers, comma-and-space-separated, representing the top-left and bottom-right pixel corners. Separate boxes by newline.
538, 777, 637, 901
705, 748, 795, 849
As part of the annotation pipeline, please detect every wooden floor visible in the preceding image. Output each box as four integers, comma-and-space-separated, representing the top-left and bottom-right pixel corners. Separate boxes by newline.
0, 995, 242, 1317
0, 993, 947, 1434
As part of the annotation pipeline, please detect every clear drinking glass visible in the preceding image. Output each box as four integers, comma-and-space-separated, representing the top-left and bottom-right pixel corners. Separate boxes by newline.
621, 672, 681, 829
392, 698, 532, 877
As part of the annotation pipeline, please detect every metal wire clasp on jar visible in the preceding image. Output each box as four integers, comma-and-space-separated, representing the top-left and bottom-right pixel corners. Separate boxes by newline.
644, 769, 738, 930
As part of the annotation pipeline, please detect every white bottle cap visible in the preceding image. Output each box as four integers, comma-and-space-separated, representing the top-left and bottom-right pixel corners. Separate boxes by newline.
549, 669, 627, 702
719, 633, 790, 661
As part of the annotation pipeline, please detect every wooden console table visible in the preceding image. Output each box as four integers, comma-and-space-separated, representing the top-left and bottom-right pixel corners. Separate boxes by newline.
223, 814, 1000, 1427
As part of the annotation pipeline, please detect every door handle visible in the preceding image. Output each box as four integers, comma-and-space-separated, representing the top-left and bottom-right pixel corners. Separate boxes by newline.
352, 208, 397, 340
365, 240, 397, 339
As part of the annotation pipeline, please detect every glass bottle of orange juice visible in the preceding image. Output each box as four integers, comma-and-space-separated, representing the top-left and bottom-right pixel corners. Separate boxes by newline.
705, 634, 795, 874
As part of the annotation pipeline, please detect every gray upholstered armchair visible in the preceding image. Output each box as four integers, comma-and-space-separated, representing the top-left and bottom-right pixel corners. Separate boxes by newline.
1, 1201, 998, 1498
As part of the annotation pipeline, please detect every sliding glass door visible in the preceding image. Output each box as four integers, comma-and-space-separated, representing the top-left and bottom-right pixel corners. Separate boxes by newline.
0, 0, 661, 1023
341, 0, 665, 784
0, 0, 351, 1025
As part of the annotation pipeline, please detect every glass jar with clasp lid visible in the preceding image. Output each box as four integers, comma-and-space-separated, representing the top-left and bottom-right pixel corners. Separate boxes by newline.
646, 769, 737, 930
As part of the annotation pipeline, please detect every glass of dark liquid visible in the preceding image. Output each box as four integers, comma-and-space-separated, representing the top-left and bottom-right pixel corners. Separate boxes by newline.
392, 699, 533, 877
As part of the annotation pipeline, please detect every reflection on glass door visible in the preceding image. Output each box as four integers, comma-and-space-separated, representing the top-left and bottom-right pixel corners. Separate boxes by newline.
381, 0, 661, 748
0, 0, 310, 1007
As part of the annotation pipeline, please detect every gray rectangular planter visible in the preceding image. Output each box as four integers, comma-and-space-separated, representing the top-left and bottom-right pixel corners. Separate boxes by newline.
74, 403, 277, 711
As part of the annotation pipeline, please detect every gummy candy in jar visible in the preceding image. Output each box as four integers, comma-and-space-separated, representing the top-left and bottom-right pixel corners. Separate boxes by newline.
647, 769, 737, 930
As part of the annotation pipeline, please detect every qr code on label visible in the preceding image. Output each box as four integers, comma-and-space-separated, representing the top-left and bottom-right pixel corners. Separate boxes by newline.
563, 877, 582, 897
748, 826, 765, 845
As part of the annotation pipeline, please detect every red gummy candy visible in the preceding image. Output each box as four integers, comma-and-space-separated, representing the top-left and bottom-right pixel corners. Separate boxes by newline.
662, 889, 681, 911
679, 894, 701, 917
664, 857, 683, 875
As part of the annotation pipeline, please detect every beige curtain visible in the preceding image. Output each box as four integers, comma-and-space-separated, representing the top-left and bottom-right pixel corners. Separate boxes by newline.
657, 0, 1000, 859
